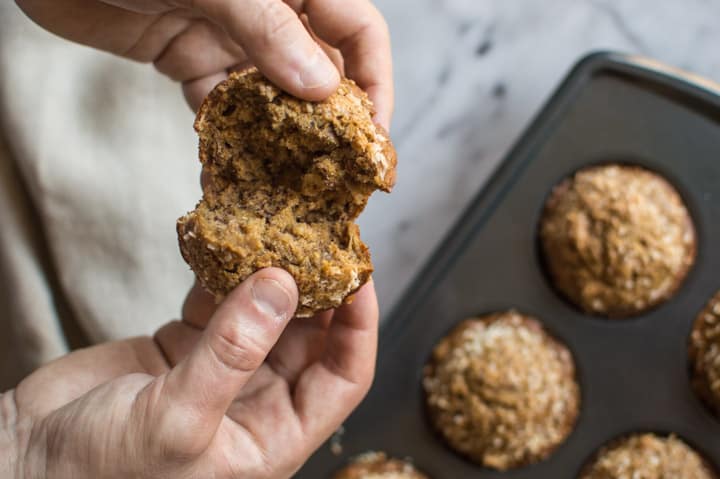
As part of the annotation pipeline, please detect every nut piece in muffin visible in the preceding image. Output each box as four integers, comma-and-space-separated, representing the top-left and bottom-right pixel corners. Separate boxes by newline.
689, 290, 720, 416
422, 311, 580, 470
177, 68, 396, 317
540, 164, 696, 317
579, 434, 716, 479
333, 452, 429, 479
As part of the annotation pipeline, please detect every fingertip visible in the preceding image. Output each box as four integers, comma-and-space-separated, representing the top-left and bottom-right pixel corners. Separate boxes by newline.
182, 72, 228, 112
257, 47, 340, 102
206, 0, 340, 102
373, 111, 392, 133
336, 278, 379, 325
200, 167, 211, 191
364, 84, 394, 132
296, 48, 341, 98
355, 277, 376, 300
182, 279, 217, 329
218, 268, 299, 324
250, 267, 299, 303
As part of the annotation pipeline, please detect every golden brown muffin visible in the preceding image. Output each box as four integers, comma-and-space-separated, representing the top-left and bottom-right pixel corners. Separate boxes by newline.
689, 290, 720, 416
333, 452, 429, 479
177, 68, 396, 317
422, 311, 580, 470
579, 434, 716, 479
540, 164, 696, 317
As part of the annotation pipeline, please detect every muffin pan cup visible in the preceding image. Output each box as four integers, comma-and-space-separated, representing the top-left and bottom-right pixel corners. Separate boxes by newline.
295, 51, 720, 478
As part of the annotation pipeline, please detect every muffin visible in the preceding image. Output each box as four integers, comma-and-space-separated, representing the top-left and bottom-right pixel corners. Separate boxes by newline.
540, 164, 696, 317
689, 290, 720, 416
422, 311, 580, 470
579, 434, 716, 478
177, 68, 396, 317
333, 452, 428, 479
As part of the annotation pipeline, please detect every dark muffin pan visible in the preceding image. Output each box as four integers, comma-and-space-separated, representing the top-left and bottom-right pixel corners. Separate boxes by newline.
294, 51, 720, 478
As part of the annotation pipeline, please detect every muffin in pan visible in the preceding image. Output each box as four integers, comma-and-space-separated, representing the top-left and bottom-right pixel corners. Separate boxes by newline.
333, 452, 428, 479
689, 290, 720, 416
579, 433, 716, 478
422, 311, 580, 470
177, 68, 396, 317
539, 164, 696, 317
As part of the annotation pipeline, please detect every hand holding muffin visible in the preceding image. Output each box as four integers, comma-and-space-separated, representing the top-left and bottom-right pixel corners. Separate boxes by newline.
2, 269, 380, 478
9, 1, 395, 478
15, 0, 393, 127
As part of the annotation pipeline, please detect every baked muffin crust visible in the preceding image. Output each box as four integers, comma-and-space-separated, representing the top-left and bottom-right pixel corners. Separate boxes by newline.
540, 164, 696, 317
690, 290, 720, 416
579, 434, 716, 479
177, 69, 396, 317
422, 311, 580, 470
333, 452, 428, 479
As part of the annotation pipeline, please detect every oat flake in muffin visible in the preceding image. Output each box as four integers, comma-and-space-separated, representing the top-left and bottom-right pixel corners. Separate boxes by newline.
422, 311, 580, 470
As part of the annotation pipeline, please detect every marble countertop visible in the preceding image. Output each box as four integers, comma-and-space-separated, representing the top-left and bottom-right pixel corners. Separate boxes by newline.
364, 0, 720, 317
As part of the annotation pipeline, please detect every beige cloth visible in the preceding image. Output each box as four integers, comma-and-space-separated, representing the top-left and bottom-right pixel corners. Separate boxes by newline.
0, 5, 201, 389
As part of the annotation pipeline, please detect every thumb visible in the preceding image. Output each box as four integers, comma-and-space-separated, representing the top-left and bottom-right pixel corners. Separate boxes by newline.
197, 0, 340, 100
157, 268, 297, 454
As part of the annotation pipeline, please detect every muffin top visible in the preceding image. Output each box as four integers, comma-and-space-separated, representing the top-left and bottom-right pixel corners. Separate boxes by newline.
333, 452, 428, 479
422, 311, 579, 470
580, 434, 716, 479
540, 164, 695, 317
690, 290, 720, 415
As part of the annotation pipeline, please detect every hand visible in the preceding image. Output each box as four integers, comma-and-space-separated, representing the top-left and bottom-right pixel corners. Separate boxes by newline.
14, 0, 394, 128
3, 268, 378, 478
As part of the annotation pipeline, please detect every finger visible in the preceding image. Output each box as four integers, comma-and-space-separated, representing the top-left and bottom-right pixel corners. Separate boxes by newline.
14, 338, 168, 418
302, 0, 394, 129
293, 280, 378, 444
154, 19, 248, 82
200, 166, 212, 191
182, 279, 218, 329
300, 13, 344, 75
318, 39, 345, 77
223, 363, 305, 478
154, 320, 203, 367
183, 71, 228, 112
157, 268, 298, 454
99, 0, 175, 15
196, 0, 340, 100
15, 0, 168, 57
227, 60, 255, 74
267, 311, 332, 385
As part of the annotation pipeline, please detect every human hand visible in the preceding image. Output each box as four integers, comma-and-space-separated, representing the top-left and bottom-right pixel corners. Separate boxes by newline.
15, 0, 394, 128
3, 268, 378, 478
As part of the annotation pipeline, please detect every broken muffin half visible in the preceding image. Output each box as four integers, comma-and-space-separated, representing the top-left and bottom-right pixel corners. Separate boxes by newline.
177, 68, 396, 317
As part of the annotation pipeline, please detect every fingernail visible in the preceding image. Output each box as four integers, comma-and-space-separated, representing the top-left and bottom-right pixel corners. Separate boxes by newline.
252, 278, 293, 321
299, 49, 337, 89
